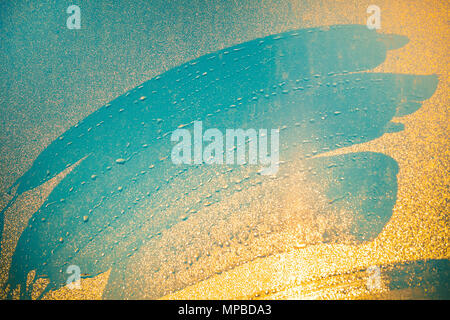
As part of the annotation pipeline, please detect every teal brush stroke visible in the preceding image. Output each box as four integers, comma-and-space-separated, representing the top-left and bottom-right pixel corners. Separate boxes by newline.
3, 25, 438, 299
384, 259, 449, 299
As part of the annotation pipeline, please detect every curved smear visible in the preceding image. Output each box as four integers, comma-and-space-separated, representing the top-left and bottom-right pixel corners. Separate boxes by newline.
3, 25, 438, 299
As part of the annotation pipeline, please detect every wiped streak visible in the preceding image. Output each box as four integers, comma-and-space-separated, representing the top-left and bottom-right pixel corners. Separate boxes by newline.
0, 157, 86, 292
4, 25, 438, 299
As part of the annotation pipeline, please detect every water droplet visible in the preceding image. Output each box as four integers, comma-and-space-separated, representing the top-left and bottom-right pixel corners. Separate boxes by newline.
115, 158, 126, 165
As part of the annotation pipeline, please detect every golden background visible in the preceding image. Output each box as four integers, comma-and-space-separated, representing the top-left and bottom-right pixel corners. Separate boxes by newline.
0, 0, 448, 299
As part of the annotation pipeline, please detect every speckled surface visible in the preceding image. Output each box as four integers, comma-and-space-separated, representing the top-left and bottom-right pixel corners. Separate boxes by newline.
0, 0, 448, 299
164, 0, 450, 300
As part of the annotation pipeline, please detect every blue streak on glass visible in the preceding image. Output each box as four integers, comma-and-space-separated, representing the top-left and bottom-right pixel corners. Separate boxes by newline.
3, 25, 438, 299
